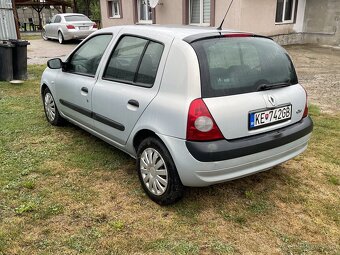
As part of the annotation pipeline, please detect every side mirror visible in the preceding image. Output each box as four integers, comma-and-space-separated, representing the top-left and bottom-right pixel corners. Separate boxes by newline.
47, 58, 62, 69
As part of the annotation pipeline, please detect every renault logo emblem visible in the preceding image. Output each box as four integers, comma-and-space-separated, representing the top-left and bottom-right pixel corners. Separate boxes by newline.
268, 95, 276, 106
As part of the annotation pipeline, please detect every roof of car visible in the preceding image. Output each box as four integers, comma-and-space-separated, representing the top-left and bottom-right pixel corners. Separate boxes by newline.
99, 25, 249, 41
60, 13, 86, 17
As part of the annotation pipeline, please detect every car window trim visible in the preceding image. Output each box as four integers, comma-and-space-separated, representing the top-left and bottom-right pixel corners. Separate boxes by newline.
133, 40, 150, 82
102, 34, 165, 88
63, 33, 114, 78
102, 77, 155, 88
64, 71, 96, 78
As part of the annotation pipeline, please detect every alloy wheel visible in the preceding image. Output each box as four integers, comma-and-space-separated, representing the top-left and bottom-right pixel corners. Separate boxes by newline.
58, 32, 63, 44
42, 29, 48, 40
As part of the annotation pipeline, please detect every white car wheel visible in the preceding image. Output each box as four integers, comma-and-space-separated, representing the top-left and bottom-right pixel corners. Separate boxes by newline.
58, 32, 64, 44
41, 29, 48, 40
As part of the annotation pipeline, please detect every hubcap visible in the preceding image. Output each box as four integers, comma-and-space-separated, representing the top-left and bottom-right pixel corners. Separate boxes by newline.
140, 148, 168, 196
44, 93, 56, 122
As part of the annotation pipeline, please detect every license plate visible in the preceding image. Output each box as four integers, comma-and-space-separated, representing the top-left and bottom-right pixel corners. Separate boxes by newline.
249, 105, 292, 129
79, 26, 89, 30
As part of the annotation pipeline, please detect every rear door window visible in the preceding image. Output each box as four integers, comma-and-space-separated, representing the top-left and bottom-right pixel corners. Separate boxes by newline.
103, 35, 164, 88
192, 37, 298, 97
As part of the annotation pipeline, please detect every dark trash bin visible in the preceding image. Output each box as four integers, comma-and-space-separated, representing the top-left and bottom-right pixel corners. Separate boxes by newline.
0, 41, 14, 81
10, 40, 30, 80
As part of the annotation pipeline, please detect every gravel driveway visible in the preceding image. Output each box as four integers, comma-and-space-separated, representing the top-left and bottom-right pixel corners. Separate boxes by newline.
27, 39, 78, 65
286, 45, 340, 114
27, 39, 339, 114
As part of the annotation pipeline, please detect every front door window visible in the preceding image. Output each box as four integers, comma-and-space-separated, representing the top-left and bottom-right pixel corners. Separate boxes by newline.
66, 34, 112, 77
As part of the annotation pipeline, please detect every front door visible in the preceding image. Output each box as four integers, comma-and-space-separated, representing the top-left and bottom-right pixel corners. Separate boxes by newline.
55, 34, 113, 128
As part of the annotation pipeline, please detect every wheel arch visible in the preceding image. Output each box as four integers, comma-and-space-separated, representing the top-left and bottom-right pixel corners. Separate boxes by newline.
41, 83, 48, 98
57, 29, 65, 39
133, 129, 161, 153
134, 129, 185, 204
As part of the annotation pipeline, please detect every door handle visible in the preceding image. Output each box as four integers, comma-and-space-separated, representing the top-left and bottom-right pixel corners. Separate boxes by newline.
81, 87, 88, 93
128, 99, 139, 108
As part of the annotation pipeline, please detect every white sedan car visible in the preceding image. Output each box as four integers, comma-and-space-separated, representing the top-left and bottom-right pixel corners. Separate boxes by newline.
42, 13, 98, 44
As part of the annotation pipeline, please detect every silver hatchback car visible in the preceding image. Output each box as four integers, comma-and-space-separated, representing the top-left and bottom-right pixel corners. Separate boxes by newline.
41, 26, 313, 204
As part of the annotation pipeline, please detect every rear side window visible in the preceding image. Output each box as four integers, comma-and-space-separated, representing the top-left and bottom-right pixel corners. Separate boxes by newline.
54, 15, 61, 23
135, 42, 164, 85
192, 37, 298, 97
103, 36, 164, 87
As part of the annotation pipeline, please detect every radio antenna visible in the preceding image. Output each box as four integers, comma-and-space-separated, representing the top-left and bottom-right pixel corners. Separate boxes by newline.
217, 0, 235, 30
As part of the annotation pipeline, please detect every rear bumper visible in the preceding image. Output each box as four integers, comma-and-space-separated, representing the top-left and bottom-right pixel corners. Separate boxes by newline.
158, 117, 313, 187
186, 116, 313, 162
63, 30, 96, 40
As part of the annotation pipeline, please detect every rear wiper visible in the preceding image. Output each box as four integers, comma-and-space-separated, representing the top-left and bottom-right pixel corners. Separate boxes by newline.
257, 81, 291, 91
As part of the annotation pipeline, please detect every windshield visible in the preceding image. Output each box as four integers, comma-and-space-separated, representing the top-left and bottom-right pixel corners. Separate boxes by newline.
64, 15, 91, 22
191, 37, 298, 97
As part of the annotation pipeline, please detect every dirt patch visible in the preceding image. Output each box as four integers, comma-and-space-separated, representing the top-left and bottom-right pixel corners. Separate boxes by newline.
285, 44, 340, 114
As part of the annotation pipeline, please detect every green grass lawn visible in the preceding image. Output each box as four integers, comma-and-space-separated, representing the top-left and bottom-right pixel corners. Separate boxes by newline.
0, 65, 339, 254
20, 34, 42, 41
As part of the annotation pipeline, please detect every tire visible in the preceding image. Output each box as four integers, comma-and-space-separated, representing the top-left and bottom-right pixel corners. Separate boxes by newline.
41, 29, 48, 41
58, 31, 64, 44
43, 88, 64, 126
137, 137, 184, 205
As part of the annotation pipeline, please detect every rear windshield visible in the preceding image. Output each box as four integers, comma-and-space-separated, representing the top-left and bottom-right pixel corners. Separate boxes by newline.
191, 37, 298, 97
64, 15, 90, 22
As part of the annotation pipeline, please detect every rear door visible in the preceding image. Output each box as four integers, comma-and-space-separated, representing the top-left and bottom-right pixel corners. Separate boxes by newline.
191, 36, 306, 139
92, 30, 171, 145
54, 34, 113, 128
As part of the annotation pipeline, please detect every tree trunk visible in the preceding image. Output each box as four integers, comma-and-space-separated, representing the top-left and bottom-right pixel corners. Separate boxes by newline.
85, 0, 91, 16
32, 5, 44, 30
38, 10, 42, 30
73, 0, 77, 12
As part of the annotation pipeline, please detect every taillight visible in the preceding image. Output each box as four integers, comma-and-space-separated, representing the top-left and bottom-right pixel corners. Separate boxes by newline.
187, 99, 224, 141
93, 23, 98, 28
302, 86, 308, 118
66, 24, 75, 29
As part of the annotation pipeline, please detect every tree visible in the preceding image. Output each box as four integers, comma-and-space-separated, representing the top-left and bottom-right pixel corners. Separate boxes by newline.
73, 0, 100, 21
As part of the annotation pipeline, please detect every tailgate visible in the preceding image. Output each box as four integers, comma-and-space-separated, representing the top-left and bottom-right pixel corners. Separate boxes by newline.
204, 84, 306, 139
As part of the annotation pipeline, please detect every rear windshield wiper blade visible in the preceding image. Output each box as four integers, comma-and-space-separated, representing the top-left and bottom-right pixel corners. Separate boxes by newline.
257, 81, 291, 91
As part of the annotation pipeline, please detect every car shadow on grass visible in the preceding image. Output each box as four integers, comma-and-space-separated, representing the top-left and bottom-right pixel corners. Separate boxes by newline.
55, 118, 306, 228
